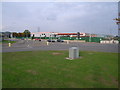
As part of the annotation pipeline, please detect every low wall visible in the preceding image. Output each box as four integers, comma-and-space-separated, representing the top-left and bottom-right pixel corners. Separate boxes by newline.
64, 40, 86, 42
100, 40, 119, 44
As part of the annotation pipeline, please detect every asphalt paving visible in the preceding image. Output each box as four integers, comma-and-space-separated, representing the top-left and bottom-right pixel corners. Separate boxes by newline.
2, 40, 119, 53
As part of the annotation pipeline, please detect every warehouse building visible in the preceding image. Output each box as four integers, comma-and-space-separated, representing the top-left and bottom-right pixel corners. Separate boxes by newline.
31, 32, 94, 38
31, 32, 58, 37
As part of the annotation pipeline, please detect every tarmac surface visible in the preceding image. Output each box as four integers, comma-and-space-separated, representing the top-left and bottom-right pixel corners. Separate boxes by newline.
2, 39, 119, 53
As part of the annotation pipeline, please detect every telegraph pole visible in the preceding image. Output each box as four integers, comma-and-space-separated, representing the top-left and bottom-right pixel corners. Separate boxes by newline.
118, 1, 120, 37
114, 2, 120, 29
89, 33, 91, 42
38, 27, 41, 39
113, 1, 120, 36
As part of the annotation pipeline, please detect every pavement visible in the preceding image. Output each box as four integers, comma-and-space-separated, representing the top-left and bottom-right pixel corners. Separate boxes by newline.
2, 40, 119, 53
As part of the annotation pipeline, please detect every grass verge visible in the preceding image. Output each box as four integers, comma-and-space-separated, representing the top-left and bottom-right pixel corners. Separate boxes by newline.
1, 40, 16, 44
2, 50, 118, 88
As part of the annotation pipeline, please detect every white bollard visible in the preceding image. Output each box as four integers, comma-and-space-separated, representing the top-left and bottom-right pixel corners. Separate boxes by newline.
109, 40, 114, 44
100, 41, 103, 43
67, 40, 69, 44
47, 42, 49, 45
114, 40, 119, 44
105, 41, 109, 44
102, 41, 105, 43
8, 43, 11, 47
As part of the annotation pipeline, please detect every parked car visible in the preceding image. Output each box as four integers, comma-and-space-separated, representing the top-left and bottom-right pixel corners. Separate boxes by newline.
21, 38, 24, 40
35, 38, 41, 41
47, 39, 55, 42
51, 40, 55, 42
57, 39, 64, 42
47, 39, 51, 42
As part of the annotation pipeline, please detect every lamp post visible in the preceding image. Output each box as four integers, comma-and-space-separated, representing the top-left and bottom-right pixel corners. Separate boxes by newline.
40, 35, 41, 39
89, 34, 91, 42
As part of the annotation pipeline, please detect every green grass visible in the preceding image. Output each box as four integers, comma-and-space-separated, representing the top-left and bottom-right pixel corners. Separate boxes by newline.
2, 50, 118, 88
1, 40, 16, 44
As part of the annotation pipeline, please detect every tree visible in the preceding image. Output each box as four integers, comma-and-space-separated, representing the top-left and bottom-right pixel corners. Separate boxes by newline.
12, 32, 18, 38
114, 18, 120, 25
113, 35, 120, 40
18, 33, 22, 37
21, 33, 25, 37
32, 34, 34, 40
23, 30, 31, 38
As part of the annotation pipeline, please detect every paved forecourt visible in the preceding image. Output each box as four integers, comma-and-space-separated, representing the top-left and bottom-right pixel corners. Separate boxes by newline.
2, 40, 119, 53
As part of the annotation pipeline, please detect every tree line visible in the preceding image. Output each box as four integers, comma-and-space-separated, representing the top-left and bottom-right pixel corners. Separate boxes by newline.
12, 30, 31, 38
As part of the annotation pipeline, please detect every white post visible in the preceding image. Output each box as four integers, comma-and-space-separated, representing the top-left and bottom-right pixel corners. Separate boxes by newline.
67, 40, 69, 44
8, 43, 11, 47
89, 34, 91, 42
47, 42, 49, 45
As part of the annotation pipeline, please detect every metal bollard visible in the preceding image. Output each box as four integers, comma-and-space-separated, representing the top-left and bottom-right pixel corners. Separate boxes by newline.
69, 47, 79, 59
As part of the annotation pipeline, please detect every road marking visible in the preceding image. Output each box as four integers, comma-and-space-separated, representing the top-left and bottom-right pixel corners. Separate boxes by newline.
27, 45, 32, 48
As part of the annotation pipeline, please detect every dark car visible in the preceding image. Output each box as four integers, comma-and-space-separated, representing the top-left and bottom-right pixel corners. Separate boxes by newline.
47, 39, 52, 42
21, 38, 24, 40
47, 39, 55, 42
51, 40, 55, 42
57, 39, 64, 42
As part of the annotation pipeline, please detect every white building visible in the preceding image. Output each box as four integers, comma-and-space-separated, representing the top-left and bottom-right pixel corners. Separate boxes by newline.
31, 32, 58, 37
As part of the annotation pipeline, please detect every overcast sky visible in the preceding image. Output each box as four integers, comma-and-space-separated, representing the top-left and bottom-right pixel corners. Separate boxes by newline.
1, 2, 118, 35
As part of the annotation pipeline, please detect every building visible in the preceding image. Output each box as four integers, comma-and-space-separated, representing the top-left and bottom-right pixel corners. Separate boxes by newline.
31, 32, 89, 38
31, 32, 99, 38
1, 32, 12, 38
57, 33, 87, 37
31, 32, 58, 38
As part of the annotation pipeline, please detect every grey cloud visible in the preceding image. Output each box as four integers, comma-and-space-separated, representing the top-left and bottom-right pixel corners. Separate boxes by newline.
2, 2, 118, 35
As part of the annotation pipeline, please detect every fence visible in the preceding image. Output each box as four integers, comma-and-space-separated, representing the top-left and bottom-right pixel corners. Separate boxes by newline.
12, 37, 119, 43
40, 37, 103, 43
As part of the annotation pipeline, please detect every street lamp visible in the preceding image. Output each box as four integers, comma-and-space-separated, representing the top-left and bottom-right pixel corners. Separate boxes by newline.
40, 35, 41, 39
89, 34, 91, 42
